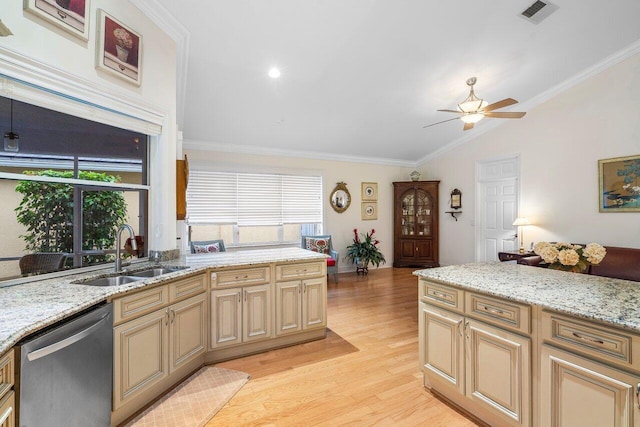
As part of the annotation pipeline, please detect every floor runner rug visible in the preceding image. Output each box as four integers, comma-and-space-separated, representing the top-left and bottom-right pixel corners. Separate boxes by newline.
125, 366, 250, 427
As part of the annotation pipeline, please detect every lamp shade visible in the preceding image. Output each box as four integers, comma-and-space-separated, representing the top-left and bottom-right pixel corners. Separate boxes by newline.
512, 217, 530, 226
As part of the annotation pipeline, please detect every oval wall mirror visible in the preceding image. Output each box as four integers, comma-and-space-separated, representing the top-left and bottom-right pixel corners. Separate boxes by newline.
330, 182, 351, 213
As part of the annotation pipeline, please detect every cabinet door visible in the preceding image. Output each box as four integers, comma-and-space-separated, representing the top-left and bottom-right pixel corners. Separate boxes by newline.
211, 287, 242, 348
0, 391, 14, 427
243, 284, 272, 342
169, 293, 206, 372
113, 309, 169, 409
541, 345, 640, 427
420, 303, 464, 394
276, 281, 302, 335
415, 239, 433, 261
465, 319, 531, 426
302, 277, 326, 330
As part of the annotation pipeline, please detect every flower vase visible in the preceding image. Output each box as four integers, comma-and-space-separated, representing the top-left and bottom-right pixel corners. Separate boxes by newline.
116, 45, 129, 63
548, 263, 588, 274
355, 258, 369, 276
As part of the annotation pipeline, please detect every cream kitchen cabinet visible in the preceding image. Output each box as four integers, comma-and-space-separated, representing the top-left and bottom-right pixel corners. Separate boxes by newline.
540, 310, 640, 427
419, 279, 531, 427
111, 273, 207, 425
0, 350, 14, 427
113, 307, 168, 410
275, 277, 326, 335
210, 284, 271, 348
541, 344, 640, 427
207, 261, 327, 363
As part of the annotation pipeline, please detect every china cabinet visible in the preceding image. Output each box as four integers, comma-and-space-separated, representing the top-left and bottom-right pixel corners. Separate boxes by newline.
393, 181, 439, 267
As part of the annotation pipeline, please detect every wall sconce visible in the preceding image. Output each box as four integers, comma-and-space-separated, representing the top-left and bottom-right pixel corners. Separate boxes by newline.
4, 99, 19, 152
512, 217, 531, 254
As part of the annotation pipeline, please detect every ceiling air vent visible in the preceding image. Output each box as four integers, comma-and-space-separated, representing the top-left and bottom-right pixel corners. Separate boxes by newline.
519, 0, 558, 24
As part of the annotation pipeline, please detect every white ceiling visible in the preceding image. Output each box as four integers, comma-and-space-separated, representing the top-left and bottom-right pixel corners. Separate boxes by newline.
144, 0, 640, 165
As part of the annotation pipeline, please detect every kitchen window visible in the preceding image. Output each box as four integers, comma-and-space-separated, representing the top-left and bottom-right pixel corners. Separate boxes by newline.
0, 96, 149, 282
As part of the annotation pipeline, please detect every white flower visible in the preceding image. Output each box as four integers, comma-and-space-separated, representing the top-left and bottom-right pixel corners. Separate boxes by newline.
583, 243, 607, 265
558, 249, 580, 266
538, 246, 559, 264
533, 241, 551, 254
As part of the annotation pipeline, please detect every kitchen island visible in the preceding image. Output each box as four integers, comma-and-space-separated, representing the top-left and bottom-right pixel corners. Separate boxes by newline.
415, 262, 640, 427
0, 247, 328, 426
0, 247, 325, 355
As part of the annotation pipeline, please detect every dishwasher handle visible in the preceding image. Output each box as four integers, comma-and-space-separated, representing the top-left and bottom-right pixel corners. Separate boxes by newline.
27, 312, 110, 362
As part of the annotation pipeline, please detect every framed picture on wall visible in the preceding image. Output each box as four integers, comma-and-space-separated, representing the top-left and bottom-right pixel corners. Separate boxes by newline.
95, 9, 142, 86
24, 0, 90, 40
361, 182, 378, 201
598, 154, 640, 212
362, 202, 377, 220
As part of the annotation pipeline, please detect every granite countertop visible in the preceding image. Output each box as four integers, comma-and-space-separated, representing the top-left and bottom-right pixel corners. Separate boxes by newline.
414, 262, 640, 332
0, 248, 325, 355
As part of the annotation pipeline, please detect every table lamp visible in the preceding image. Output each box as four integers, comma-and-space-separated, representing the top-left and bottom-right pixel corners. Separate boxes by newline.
512, 217, 531, 254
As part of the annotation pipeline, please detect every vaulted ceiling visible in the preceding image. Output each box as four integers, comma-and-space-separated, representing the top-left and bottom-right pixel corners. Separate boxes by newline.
144, 0, 640, 165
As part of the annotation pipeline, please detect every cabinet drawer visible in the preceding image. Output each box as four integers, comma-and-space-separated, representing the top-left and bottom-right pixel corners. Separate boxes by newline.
419, 280, 463, 313
169, 273, 207, 303
113, 285, 169, 325
211, 267, 270, 288
542, 310, 640, 371
465, 293, 530, 334
0, 390, 14, 427
0, 350, 13, 401
276, 262, 324, 281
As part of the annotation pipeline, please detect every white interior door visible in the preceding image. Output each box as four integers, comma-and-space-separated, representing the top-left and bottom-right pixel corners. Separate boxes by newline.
476, 156, 520, 262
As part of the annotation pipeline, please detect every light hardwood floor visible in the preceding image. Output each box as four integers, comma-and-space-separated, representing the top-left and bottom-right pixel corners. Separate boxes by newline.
210, 268, 479, 426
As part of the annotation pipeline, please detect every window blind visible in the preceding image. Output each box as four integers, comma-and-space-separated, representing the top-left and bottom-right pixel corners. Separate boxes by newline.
186, 171, 322, 225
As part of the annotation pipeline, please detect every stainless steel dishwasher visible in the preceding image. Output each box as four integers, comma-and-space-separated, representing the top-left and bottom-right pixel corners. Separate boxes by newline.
18, 303, 113, 427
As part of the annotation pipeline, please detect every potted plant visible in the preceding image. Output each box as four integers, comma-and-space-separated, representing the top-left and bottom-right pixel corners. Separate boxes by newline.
345, 228, 386, 273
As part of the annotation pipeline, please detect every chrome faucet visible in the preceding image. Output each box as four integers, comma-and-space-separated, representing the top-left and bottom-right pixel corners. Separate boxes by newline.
115, 224, 137, 273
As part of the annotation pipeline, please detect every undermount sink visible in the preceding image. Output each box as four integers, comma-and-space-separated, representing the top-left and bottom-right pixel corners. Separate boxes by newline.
77, 275, 145, 287
131, 266, 189, 278
74, 266, 189, 287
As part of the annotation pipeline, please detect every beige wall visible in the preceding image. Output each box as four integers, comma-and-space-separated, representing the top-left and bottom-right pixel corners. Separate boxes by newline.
184, 149, 416, 271
422, 52, 640, 266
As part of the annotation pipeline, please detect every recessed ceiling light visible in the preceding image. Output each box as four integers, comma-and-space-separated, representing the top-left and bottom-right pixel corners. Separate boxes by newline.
268, 67, 281, 79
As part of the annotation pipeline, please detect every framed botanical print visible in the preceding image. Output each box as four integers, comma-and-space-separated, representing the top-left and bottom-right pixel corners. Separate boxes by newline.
24, 0, 90, 40
598, 155, 640, 212
362, 202, 377, 220
361, 182, 378, 201
96, 9, 142, 86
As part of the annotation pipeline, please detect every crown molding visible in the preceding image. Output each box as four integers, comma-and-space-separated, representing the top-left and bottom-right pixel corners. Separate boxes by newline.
131, 0, 190, 128
183, 139, 417, 168
417, 39, 640, 166
0, 45, 164, 133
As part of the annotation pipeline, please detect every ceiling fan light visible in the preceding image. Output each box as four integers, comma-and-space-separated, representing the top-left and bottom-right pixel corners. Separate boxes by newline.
460, 113, 484, 124
458, 99, 488, 113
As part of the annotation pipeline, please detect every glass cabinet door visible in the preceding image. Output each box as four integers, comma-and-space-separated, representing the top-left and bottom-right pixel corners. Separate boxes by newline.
400, 193, 415, 236
416, 189, 432, 237
400, 189, 433, 237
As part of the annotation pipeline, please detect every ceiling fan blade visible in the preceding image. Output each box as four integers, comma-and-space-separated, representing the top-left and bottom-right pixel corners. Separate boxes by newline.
484, 111, 526, 119
436, 109, 463, 114
483, 98, 518, 112
423, 117, 460, 128
463, 122, 474, 131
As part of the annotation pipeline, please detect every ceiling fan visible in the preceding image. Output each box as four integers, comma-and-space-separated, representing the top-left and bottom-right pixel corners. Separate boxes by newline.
424, 77, 526, 131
